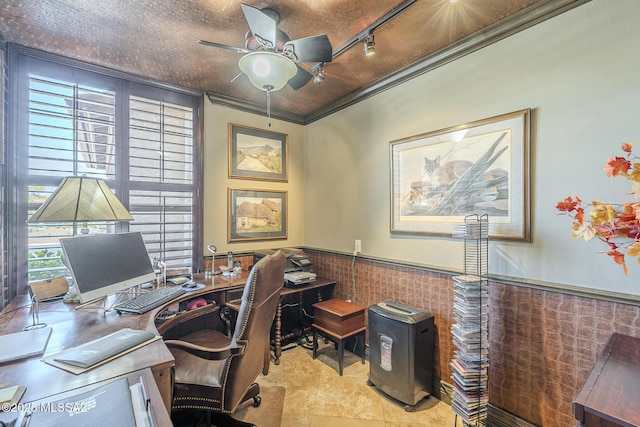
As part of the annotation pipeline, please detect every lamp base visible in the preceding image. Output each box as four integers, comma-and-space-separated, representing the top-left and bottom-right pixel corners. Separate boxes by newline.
63, 285, 81, 304
63, 294, 80, 304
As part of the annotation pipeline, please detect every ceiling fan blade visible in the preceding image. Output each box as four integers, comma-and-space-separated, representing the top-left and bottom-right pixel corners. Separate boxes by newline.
283, 34, 333, 63
197, 39, 249, 54
288, 65, 313, 90
241, 3, 277, 47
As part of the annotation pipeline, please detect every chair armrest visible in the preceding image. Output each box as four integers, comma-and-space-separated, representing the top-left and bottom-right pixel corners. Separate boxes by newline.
164, 339, 244, 360
158, 303, 224, 339
224, 299, 241, 312
220, 300, 242, 337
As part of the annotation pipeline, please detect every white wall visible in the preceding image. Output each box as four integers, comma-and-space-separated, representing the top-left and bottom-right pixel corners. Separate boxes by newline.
303, 0, 640, 294
202, 105, 306, 254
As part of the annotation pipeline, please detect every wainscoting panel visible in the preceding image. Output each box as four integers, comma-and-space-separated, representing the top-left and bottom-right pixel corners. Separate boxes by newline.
304, 248, 640, 427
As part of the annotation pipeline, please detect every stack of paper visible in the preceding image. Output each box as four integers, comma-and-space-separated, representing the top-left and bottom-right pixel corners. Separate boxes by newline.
284, 271, 316, 285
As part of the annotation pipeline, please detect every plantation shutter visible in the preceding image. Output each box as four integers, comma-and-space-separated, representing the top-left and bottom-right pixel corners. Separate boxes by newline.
17, 51, 202, 286
128, 96, 195, 268
27, 75, 118, 282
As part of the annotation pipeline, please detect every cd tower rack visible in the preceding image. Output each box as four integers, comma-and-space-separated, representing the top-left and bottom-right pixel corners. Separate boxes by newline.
451, 214, 489, 426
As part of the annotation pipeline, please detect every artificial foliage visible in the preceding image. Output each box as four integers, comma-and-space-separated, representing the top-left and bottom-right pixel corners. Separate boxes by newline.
557, 143, 640, 275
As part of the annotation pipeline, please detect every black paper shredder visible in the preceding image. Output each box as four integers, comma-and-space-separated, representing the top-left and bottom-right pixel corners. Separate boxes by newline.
367, 300, 435, 411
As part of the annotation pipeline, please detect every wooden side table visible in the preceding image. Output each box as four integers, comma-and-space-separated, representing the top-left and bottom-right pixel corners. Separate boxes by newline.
312, 299, 366, 375
573, 333, 640, 427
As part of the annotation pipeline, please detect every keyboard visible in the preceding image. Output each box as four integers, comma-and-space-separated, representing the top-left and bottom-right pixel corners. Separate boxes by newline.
114, 286, 187, 314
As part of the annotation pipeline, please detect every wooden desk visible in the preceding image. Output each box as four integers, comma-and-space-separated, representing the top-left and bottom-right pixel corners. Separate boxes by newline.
223, 278, 336, 367
274, 279, 336, 364
573, 333, 640, 427
0, 271, 250, 414
0, 272, 333, 418
0, 368, 172, 426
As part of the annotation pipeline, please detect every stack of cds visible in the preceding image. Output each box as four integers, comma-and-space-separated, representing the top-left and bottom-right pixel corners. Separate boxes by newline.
451, 274, 489, 425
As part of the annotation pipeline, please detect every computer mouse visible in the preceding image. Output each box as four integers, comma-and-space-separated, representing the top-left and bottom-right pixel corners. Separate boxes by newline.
182, 281, 197, 289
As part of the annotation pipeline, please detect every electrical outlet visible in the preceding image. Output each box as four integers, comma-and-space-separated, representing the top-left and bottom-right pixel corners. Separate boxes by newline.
354, 239, 361, 254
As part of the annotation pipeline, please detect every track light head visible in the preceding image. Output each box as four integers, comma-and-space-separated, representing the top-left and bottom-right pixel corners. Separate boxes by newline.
363, 33, 375, 56
312, 64, 325, 84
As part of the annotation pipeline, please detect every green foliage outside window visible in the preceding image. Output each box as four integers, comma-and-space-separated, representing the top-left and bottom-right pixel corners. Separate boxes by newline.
27, 248, 68, 282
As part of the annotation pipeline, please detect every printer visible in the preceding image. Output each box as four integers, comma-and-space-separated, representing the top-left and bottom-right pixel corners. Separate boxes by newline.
253, 248, 315, 286
253, 248, 313, 273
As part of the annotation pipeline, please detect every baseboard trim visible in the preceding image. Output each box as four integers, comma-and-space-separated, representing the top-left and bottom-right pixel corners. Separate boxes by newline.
436, 379, 454, 404
485, 404, 538, 427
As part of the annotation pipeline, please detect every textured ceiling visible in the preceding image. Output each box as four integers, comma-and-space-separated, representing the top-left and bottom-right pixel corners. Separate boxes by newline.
0, 0, 588, 123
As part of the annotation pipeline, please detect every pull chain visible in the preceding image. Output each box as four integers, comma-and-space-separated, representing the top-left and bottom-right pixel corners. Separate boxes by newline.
264, 84, 274, 127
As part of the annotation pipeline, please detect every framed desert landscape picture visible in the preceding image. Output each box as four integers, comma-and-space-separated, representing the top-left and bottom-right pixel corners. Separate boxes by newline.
228, 123, 288, 182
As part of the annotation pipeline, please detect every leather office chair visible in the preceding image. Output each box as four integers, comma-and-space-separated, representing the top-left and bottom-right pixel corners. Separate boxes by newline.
165, 250, 285, 427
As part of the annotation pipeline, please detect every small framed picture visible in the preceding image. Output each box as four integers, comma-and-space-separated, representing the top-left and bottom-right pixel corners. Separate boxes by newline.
228, 188, 287, 242
228, 123, 288, 182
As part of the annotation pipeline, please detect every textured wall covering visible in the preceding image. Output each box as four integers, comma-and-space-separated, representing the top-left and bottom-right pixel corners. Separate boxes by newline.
305, 249, 640, 427
0, 0, 553, 118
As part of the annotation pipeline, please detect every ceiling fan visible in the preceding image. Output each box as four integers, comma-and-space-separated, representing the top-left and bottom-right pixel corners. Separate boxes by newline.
198, 3, 333, 92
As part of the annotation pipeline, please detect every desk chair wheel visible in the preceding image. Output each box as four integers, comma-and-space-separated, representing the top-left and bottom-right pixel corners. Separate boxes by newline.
253, 396, 262, 407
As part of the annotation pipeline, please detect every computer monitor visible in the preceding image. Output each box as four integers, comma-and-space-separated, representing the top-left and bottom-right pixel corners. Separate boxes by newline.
60, 232, 156, 303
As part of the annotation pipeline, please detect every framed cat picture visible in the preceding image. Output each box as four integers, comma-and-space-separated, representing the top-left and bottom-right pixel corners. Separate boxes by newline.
389, 109, 531, 242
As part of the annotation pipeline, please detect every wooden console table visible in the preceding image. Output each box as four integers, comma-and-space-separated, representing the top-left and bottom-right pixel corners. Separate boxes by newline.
573, 332, 640, 427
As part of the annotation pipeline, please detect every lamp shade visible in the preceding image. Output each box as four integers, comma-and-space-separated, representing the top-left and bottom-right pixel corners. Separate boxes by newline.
238, 51, 297, 92
27, 177, 133, 223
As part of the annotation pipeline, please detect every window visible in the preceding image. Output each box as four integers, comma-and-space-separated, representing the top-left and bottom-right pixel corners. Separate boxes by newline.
1, 45, 6, 309
128, 96, 195, 267
7, 46, 203, 296
27, 75, 118, 283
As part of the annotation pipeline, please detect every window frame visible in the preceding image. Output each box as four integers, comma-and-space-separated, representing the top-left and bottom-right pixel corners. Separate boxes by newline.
5, 44, 204, 301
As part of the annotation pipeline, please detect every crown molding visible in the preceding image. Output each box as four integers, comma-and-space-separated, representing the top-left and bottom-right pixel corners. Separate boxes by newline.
207, 0, 591, 125
205, 91, 306, 125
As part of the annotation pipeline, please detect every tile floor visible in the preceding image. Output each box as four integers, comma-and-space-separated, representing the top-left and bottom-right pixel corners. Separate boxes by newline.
236, 341, 462, 427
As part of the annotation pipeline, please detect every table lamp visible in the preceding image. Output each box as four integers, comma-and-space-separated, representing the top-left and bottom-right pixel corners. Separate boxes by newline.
27, 176, 133, 232
27, 176, 134, 301
205, 244, 217, 278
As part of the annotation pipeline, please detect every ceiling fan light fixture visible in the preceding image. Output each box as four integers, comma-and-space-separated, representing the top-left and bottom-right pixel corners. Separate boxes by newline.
238, 51, 297, 92
363, 34, 375, 56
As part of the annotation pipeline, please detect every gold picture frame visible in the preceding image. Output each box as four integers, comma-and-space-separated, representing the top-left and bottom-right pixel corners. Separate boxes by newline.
228, 123, 288, 182
228, 188, 287, 242
390, 109, 531, 241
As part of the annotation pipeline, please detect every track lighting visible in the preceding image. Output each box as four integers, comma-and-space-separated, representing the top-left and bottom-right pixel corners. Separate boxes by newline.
363, 33, 375, 56
312, 64, 325, 84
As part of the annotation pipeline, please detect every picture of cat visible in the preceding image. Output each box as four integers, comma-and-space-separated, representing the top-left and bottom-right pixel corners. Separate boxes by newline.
423, 156, 473, 192
402, 132, 509, 216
